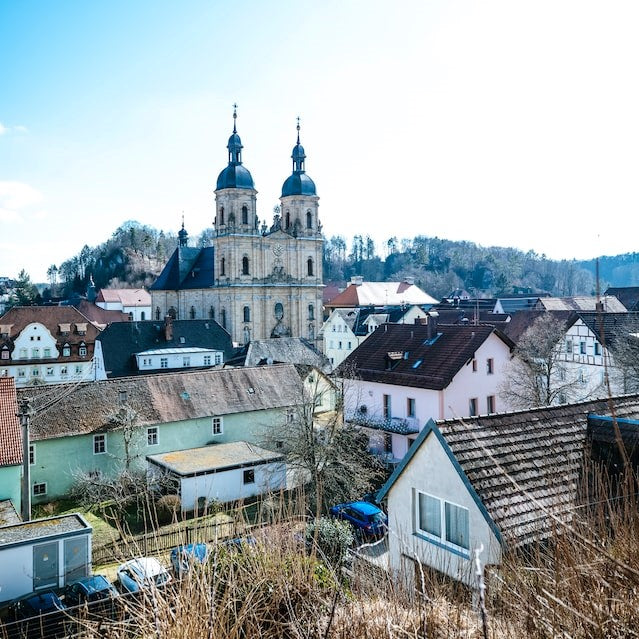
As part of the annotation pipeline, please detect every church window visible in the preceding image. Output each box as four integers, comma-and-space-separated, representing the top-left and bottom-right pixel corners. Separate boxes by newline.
219, 207, 225, 225
308, 304, 314, 320
242, 256, 250, 275
168, 307, 177, 319
242, 205, 248, 225
141, 311, 146, 320
308, 324, 314, 340
220, 257, 226, 276
190, 306, 196, 319
220, 309, 227, 329
285, 210, 290, 229
307, 258, 314, 276
243, 306, 251, 322
274, 303, 284, 320
306, 210, 312, 229
209, 306, 215, 319
155, 306, 161, 320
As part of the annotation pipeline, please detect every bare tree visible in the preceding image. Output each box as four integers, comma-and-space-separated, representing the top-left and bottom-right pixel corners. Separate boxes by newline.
264, 369, 384, 516
609, 316, 639, 394
500, 314, 588, 409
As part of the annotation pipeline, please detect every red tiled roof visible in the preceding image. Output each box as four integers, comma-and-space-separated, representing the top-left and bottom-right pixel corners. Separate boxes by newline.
0, 377, 22, 466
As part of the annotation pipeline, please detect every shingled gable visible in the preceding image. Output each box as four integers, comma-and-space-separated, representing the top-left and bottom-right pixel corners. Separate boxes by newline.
0, 377, 22, 466
338, 323, 514, 390
378, 393, 639, 548
22, 364, 302, 441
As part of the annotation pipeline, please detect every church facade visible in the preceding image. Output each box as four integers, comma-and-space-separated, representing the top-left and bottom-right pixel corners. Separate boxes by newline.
150, 110, 324, 346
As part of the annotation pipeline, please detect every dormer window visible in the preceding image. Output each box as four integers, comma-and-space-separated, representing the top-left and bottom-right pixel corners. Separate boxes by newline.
62, 343, 71, 357
79, 342, 87, 357
1, 347, 8, 360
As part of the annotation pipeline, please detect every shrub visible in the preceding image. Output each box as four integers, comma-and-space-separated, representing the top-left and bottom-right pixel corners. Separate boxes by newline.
156, 494, 181, 525
305, 516, 354, 567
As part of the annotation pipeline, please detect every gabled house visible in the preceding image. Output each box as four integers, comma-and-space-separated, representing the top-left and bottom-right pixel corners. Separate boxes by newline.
227, 336, 330, 372
377, 394, 639, 586
0, 377, 22, 515
21, 364, 303, 503
321, 305, 429, 369
0, 306, 105, 386
605, 287, 639, 312
339, 315, 515, 462
95, 288, 152, 321
96, 316, 234, 377
324, 277, 437, 313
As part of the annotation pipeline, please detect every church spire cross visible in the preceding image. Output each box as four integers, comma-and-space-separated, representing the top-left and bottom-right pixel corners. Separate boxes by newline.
296, 116, 301, 144
232, 103, 238, 133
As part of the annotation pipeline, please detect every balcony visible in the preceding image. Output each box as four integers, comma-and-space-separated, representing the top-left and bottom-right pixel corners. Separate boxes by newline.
346, 412, 420, 435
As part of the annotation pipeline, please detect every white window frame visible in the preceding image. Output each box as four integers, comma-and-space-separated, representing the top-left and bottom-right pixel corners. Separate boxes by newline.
212, 417, 223, 435
33, 482, 47, 496
160, 357, 168, 369
416, 490, 470, 555
147, 426, 159, 446
214, 353, 222, 365
203, 355, 211, 366
182, 356, 190, 367
29, 444, 35, 465
93, 433, 107, 455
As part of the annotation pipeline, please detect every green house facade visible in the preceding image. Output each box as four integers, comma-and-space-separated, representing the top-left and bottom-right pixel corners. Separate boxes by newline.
21, 365, 303, 503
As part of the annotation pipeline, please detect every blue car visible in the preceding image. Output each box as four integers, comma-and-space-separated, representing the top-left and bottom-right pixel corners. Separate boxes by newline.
64, 575, 119, 613
329, 501, 388, 538
5, 591, 69, 638
170, 543, 210, 576
9, 590, 66, 619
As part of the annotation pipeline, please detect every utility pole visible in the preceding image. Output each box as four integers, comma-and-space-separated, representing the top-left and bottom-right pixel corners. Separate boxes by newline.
18, 396, 33, 522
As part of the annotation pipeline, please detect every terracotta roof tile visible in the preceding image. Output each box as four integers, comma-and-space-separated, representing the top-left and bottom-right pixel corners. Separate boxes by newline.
0, 377, 22, 466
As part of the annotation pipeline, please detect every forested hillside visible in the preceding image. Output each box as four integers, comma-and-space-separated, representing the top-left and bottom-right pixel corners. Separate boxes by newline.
40, 223, 638, 301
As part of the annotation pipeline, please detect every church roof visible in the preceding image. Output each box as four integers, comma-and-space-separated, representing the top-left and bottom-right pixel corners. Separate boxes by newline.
150, 247, 215, 291
326, 281, 438, 308
216, 164, 255, 190
281, 172, 317, 197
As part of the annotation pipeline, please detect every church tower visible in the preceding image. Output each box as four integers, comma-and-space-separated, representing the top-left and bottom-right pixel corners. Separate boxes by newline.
151, 109, 324, 347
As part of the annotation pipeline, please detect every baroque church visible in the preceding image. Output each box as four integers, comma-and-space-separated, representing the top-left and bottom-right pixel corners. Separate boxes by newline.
150, 109, 324, 346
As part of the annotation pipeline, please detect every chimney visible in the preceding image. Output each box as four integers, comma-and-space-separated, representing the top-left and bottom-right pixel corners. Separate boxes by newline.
403, 276, 414, 285
350, 276, 364, 286
426, 311, 439, 340
164, 315, 174, 341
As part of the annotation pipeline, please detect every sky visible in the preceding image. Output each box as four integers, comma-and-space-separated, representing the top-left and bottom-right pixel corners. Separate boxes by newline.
1, 1, 639, 282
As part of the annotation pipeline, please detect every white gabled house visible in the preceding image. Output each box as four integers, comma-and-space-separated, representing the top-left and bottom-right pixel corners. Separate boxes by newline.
376, 394, 639, 587
339, 314, 515, 462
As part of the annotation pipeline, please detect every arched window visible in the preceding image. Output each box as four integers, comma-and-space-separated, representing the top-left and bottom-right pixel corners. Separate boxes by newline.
274, 303, 284, 320
220, 257, 225, 276
141, 311, 146, 320
155, 306, 161, 320
168, 307, 177, 319
285, 210, 290, 229
220, 308, 227, 329
308, 304, 314, 320
307, 258, 314, 276
242, 256, 250, 275
243, 306, 251, 322
241, 205, 248, 225
219, 206, 225, 225
306, 210, 312, 229
190, 306, 196, 319
209, 306, 215, 319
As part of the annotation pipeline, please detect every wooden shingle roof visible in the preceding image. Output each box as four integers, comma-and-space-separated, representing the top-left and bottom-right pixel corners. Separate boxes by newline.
20, 364, 303, 441
379, 394, 639, 548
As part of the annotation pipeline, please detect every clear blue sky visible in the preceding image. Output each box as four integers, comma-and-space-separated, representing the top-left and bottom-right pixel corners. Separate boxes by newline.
2, 1, 638, 282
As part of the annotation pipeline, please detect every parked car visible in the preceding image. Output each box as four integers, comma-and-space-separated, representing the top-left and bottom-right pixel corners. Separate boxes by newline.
170, 543, 210, 577
329, 500, 388, 539
64, 574, 119, 616
4, 590, 68, 638
116, 557, 172, 593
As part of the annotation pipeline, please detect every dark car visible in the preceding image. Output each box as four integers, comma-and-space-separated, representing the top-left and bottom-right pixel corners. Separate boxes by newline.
170, 543, 210, 577
329, 500, 388, 538
4, 591, 69, 638
64, 575, 119, 617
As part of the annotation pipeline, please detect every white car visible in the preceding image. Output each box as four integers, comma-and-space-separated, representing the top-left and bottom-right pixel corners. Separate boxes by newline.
116, 557, 172, 593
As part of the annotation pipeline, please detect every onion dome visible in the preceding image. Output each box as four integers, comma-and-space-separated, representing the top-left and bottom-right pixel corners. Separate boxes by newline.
281, 118, 316, 197
216, 105, 255, 190
178, 216, 188, 247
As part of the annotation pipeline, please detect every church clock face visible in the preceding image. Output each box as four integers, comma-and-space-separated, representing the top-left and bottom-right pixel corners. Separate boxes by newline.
273, 244, 283, 257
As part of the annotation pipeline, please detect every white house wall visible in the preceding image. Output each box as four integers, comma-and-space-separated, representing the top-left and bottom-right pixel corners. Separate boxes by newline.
179, 462, 287, 510
386, 431, 501, 587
